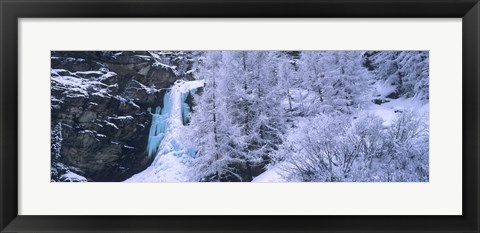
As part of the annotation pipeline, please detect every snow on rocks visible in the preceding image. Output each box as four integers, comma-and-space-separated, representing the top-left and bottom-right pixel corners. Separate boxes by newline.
51, 68, 117, 99
60, 171, 88, 182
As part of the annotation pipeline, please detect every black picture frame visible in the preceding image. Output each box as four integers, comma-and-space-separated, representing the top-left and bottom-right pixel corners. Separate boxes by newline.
1, 0, 479, 232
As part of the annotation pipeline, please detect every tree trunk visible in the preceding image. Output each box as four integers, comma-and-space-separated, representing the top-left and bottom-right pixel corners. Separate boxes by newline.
212, 74, 219, 160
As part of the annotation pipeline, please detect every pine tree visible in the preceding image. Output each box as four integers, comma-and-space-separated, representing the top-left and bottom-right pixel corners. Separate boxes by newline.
188, 52, 244, 181
297, 51, 371, 115
367, 51, 429, 99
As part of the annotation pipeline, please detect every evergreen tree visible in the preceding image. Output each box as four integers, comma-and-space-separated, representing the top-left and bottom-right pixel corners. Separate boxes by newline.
188, 51, 244, 181
367, 51, 429, 99
297, 51, 371, 115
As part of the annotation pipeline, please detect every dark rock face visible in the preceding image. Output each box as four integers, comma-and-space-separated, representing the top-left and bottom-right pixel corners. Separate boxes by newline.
51, 51, 183, 182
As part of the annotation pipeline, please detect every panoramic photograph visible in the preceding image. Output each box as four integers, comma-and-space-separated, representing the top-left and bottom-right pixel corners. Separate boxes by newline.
51, 51, 429, 182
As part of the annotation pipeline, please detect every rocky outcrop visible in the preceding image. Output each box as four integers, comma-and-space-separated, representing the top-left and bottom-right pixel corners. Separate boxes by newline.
51, 51, 186, 181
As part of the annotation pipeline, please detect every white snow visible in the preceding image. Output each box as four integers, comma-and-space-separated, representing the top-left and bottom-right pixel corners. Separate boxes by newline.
367, 104, 396, 126
108, 115, 134, 121
129, 101, 141, 109
60, 171, 87, 182
113, 52, 123, 57
97, 72, 117, 81
79, 130, 96, 134
374, 80, 396, 97
51, 68, 68, 74
368, 97, 428, 126
51, 69, 114, 99
252, 165, 286, 182
51, 75, 90, 97
74, 71, 104, 75
126, 152, 192, 182
148, 51, 178, 71
104, 121, 119, 129
132, 80, 158, 94
153, 62, 177, 70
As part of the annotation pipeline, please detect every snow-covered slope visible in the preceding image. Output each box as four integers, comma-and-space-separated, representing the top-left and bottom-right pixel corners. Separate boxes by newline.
367, 97, 429, 126
252, 166, 286, 182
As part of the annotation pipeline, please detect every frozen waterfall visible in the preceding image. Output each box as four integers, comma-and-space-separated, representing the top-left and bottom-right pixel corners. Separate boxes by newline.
125, 79, 204, 182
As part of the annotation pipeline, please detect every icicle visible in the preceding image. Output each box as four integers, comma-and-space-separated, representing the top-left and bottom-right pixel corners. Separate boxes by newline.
145, 80, 205, 158
182, 103, 190, 125
154, 106, 161, 114
146, 90, 171, 157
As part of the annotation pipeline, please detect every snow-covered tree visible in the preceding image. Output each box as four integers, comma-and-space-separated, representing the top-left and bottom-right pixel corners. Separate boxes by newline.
219, 51, 288, 181
365, 51, 429, 100
50, 122, 63, 180
276, 52, 298, 113
296, 51, 371, 116
187, 52, 245, 181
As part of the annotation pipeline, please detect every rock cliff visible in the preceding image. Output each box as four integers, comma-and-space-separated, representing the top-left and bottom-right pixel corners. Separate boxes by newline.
50, 51, 193, 181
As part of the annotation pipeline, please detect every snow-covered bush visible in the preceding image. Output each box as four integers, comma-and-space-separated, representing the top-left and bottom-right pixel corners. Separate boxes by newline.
280, 111, 428, 182
382, 110, 429, 181
279, 114, 351, 181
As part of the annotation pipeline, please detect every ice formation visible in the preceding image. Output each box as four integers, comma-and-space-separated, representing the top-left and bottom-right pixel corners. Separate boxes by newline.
126, 80, 204, 182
